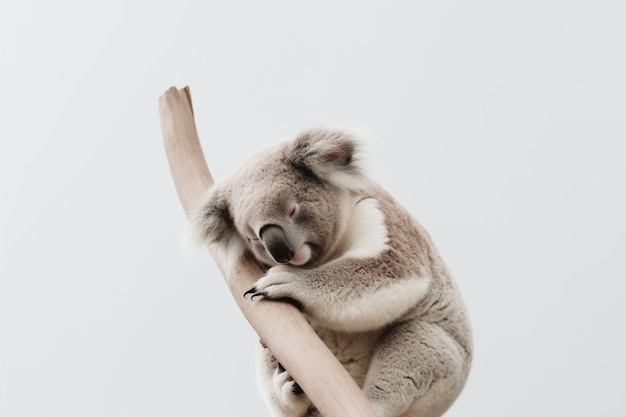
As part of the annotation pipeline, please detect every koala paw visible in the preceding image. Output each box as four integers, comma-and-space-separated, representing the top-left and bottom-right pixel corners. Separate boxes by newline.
273, 363, 310, 414
274, 362, 304, 396
243, 266, 305, 309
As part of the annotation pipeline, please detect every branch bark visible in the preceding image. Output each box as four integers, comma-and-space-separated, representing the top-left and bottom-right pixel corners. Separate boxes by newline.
158, 86, 378, 417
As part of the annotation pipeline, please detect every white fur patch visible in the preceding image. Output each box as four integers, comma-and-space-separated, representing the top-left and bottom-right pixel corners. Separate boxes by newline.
321, 276, 431, 332
343, 198, 389, 259
326, 170, 367, 190
208, 237, 247, 278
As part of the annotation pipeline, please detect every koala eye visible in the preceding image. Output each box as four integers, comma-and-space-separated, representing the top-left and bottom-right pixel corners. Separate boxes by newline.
288, 203, 299, 220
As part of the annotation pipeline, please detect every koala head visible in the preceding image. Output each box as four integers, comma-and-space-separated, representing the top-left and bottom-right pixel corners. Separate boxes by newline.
192, 128, 365, 268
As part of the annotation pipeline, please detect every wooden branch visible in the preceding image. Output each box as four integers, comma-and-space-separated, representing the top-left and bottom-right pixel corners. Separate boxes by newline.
158, 86, 378, 417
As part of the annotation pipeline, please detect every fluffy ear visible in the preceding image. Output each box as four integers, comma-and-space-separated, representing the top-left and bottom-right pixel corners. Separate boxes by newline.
287, 128, 364, 189
188, 187, 248, 275
189, 187, 235, 245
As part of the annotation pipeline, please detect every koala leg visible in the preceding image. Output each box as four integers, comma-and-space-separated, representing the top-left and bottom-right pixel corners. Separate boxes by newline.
256, 344, 312, 417
362, 321, 468, 417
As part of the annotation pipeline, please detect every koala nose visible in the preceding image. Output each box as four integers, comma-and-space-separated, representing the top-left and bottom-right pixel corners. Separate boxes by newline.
259, 224, 294, 263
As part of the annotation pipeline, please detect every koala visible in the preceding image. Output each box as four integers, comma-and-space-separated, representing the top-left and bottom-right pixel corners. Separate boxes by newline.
191, 128, 472, 417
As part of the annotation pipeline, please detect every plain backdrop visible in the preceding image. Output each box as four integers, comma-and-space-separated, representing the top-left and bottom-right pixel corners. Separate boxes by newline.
1, 1, 625, 416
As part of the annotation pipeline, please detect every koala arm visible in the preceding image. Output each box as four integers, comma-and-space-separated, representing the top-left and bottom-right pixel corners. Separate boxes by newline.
246, 197, 432, 332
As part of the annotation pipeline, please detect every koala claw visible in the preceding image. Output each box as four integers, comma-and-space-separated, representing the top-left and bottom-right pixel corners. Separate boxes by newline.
291, 381, 304, 395
243, 287, 268, 301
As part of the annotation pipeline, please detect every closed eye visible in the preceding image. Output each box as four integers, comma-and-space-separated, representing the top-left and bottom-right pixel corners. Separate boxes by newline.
288, 203, 299, 220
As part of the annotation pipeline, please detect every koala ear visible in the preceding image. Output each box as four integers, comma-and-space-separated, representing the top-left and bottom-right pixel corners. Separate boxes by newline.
189, 187, 235, 245
288, 128, 364, 189
188, 187, 248, 275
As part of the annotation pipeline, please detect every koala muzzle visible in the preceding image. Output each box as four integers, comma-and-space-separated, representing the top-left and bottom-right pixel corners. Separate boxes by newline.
259, 224, 294, 263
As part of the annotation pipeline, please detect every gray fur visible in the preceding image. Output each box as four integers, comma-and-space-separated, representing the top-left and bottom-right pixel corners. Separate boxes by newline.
191, 128, 472, 417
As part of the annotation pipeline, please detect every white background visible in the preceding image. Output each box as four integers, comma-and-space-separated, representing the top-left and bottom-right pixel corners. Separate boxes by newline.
1, 1, 625, 416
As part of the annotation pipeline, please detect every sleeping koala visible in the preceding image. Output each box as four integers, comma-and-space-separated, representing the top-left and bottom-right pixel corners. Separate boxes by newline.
191, 128, 472, 417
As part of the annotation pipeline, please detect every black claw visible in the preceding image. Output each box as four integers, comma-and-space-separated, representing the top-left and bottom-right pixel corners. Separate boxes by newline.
250, 291, 267, 301
243, 287, 257, 299
291, 382, 304, 396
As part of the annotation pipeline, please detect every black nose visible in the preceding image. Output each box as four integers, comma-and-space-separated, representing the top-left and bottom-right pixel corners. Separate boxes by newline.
259, 225, 294, 263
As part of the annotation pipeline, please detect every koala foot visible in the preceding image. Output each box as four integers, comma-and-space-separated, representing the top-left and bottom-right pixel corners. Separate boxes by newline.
272, 362, 310, 415
274, 362, 304, 396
